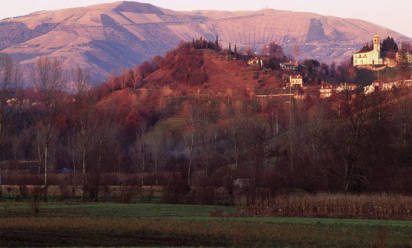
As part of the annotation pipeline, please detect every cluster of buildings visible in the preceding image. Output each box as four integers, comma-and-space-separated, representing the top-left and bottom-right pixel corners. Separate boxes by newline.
248, 33, 412, 97
6, 98, 18, 106
318, 83, 358, 98
317, 79, 412, 98
364, 79, 412, 95
353, 33, 412, 69
5, 98, 41, 108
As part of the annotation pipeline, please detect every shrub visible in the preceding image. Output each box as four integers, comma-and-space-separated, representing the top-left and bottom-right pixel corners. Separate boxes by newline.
102, 185, 112, 202
187, 187, 217, 205
29, 186, 43, 217
139, 187, 154, 203
119, 185, 139, 203
83, 176, 99, 201
58, 185, 70, 201
19, 185, 28, 200
163, 174, 190, 204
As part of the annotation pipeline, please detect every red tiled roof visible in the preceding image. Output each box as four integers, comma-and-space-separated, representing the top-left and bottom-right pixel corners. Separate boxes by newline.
355, 48, 374, 54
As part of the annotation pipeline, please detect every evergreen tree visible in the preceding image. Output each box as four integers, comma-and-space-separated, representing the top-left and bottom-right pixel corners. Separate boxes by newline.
398, 42, 410, 79
381, 36, 398, 59
359, 42, 373, 52
227, 43, 233, 60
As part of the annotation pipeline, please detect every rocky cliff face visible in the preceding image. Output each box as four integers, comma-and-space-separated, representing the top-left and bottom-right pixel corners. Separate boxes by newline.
0, 1, 409, 82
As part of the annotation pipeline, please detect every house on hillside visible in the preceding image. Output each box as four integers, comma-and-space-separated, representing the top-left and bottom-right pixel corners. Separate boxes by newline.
396, 51, 412, 64
336, 83, 357, 93
280, 61, 299, 71
248, 57, 263, 68
320, 85, 333, 98
289, 75, 303, 87
353, 34, 384, 67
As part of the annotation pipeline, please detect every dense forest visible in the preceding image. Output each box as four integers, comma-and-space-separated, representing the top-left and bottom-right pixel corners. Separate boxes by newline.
1, 40, 412, 203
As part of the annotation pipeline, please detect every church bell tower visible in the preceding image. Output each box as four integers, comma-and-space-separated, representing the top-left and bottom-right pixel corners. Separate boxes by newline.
373, 33, 380, 52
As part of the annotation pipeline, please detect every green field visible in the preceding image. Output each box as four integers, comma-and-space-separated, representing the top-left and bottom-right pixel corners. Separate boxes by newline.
0, 201, 235, 219
1, 202, 412, 247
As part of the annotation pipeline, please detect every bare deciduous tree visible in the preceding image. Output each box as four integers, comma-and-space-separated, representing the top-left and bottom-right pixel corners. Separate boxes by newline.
131, 119, 148, 186
0, 53, 19, 150
144, 125, 166, 185
32, 57, 64, 186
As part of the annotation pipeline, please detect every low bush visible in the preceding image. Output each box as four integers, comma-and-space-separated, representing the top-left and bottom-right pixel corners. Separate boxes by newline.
29, 186, 44, 216
119, 185, 139, 203
163, 174, 189, 204
186, 187, 217, 205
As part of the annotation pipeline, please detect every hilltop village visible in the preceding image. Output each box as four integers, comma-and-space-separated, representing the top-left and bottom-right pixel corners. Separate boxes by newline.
245, 33, 412, 99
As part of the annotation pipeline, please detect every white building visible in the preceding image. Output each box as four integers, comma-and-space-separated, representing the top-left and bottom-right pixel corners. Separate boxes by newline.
248, 57, 263, 68
319, 86, 332, 98
336, 83, 357, 93
289, 75, 303, 87
280, 61, 298, 71
353, 34, 384, 67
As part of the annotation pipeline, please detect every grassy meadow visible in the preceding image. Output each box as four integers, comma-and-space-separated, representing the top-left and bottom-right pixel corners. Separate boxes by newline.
2, 201, 412, 247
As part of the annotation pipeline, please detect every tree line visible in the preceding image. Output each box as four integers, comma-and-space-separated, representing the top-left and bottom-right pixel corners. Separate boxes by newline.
2, 42, 412, 202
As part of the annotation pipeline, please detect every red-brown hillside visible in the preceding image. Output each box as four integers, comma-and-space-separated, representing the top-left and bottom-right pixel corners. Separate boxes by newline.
142, 48, 282, 95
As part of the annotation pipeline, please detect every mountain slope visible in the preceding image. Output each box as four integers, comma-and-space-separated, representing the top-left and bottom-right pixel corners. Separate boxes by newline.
0, 1, 410, 82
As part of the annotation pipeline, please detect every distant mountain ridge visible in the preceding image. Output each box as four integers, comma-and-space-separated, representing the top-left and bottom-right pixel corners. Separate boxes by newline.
0, 1, 410, 82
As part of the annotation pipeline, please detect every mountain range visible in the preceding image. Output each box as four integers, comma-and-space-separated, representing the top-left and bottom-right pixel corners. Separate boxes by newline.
0, 1, 410, 82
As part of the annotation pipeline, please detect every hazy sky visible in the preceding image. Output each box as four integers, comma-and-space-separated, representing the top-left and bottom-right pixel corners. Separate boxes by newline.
2, 0, 412, 37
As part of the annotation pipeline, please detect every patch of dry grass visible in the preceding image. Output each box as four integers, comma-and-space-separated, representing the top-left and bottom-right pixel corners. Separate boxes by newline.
239, 193, 412, 220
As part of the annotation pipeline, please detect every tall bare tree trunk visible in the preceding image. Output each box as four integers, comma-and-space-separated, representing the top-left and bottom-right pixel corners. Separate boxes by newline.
82, 148, 86, 196
44, 145, 48, 185
276, 114, 279, 135
155, 157, 158, 185
187, 132, 194, 186
72, 155, 76, 185
289, 94, 294, 172
0, 103, 3, 145
141, 144, 145, 187
234, 143, 238, 170
82, 149, 86, 175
